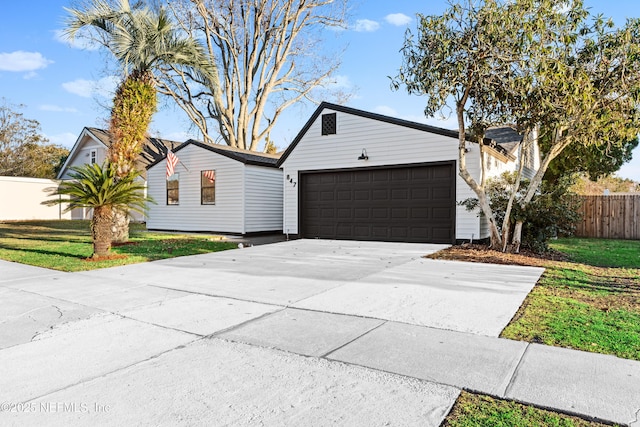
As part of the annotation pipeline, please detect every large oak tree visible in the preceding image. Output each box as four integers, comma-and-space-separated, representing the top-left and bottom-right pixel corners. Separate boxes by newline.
154, 0, 349, 151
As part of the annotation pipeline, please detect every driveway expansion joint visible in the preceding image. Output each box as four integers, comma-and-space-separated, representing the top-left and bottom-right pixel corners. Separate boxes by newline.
501, 342, 531, 397
320, 320, 388, 359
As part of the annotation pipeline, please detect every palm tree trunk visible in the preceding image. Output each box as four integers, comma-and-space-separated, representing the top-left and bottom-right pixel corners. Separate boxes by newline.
111, 207, 130, 243
92, 205, 114, 257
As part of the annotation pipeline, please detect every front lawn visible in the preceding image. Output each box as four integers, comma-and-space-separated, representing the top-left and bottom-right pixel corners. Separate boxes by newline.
444, 392, 614, 427
428, 238, 640, 360
435, 237, 638, 427
0, 220, 237, 271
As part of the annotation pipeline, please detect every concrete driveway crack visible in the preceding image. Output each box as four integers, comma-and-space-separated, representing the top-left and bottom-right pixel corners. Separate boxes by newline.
320, 320, 388, 359
502, 342, 531, 398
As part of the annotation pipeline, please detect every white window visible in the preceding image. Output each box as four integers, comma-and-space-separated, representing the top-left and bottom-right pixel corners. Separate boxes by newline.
90, 149, 97, 164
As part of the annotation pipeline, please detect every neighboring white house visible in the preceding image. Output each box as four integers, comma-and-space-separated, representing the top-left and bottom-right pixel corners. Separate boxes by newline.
57, 127, 181, 221
146, 140, 283, 235
277, 102, 537, 244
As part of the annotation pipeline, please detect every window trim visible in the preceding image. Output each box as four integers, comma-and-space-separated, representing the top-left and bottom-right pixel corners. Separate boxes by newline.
89, 149, 97, 164
201, 170, 216, 205
166, 173, 179, 205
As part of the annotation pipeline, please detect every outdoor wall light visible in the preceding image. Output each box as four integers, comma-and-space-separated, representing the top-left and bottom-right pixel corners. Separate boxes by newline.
357, 149, 369, 160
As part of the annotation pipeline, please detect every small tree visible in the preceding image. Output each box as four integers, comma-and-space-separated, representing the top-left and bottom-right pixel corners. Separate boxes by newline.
65, 0, 217, 242
43, 163, 152, 258
394, 0, 640, 252
0, 99, 69, 178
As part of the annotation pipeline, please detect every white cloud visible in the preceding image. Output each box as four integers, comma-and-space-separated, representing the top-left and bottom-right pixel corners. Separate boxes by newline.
45, 132, 78, 148
23, 71, 38, 80
353, 19, 380, 32
53, 29, 100, 51
0, 51, 53, 72
374, 105, 398, 116
62, 76, 119, 98
385, 13, 412, 26
39, 104, 79, 113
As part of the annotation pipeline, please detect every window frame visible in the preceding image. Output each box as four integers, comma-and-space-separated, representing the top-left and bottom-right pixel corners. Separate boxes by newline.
166, 173, 180, 205
89, 149, 97, 164
201, 170, 216, 205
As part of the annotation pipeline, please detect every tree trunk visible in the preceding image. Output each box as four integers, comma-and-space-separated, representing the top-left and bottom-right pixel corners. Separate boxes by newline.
111, 207, 130, 243
91, 206, 114, 257
512, 221, 524, 253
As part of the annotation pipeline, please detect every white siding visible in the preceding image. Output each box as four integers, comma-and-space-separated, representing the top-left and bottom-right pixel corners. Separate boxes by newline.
281, 108, 484, 241
0, 176, 72, 220
146, 145, 244, 233
244, 165, 283, 232
60, 136, 107, 180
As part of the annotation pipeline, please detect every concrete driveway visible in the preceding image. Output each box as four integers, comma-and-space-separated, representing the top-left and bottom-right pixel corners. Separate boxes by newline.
4, 240, 636, 426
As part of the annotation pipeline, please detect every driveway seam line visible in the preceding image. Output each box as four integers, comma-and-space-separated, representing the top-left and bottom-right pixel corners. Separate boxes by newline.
502, 342, 532, 398
21, 336, 205, 405
205, 307, 287, 339
320, 320, 388, 359
148, 284, 288, 308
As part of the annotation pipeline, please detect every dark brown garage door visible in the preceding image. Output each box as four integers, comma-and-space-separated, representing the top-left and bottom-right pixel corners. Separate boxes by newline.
300, 162, 455, 243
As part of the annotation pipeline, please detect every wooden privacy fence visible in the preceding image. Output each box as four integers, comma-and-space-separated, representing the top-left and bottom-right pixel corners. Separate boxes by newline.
573, 195, 640, 240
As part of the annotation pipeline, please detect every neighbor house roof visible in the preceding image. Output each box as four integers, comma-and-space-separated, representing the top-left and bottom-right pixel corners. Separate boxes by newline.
147, 139, 281, 170
485, 126, 523, 155
276, 102, 514, 167
57, 127, 182, 179
85, 127, 182, 169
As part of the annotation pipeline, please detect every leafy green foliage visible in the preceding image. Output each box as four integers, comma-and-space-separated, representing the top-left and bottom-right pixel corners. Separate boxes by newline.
43, 163, 154, 257
544, 136, 639, 183
109, 71, 157, 175
393, 0, 640, 251
0, 98, 69, 178
64, 0, 216, 176
461, 173, 581, 252
46, 163, 151, 215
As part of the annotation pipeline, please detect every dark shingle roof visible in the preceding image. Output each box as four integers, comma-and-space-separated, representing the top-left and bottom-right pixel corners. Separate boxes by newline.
485, 126, 523, 155
146, 139, 281, 169
86, 127, 182, 169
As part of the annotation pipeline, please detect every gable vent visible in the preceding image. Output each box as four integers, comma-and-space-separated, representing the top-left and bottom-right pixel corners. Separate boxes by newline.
321, 113, 337, 135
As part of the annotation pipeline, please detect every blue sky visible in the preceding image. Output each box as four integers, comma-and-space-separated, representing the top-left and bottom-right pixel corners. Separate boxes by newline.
1, 0, 639, 181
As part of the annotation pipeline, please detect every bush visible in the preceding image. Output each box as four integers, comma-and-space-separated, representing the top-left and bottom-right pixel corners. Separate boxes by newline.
461, 173, 581, 253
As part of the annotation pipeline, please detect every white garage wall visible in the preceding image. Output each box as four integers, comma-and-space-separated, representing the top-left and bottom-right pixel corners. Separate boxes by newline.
0, 176, 72, 221
281, 107, 485, 240
244, 165, 283, 233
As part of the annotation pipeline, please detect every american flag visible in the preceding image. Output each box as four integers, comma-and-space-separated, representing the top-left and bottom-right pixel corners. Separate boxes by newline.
166, 151, 179, 178
203, 170, 215, 183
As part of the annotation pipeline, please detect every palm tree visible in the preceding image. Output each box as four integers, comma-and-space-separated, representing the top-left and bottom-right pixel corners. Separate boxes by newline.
64, 0, 217, 241
44, 163, 152, 258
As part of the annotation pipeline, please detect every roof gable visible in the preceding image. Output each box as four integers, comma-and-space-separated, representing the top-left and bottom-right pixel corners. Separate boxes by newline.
277, 102, 517, 166
147, 140, 281, 170
57, 127, 182, 179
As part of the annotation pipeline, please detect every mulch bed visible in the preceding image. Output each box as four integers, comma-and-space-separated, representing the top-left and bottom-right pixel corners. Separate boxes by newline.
425, 244, 568, 268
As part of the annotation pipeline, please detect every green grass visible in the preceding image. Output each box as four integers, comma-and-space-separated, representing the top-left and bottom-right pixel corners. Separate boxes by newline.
444, 392, 615, 427
500, 237, 640, 360
0, 220, 237, 271
550, 237, 640, 268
